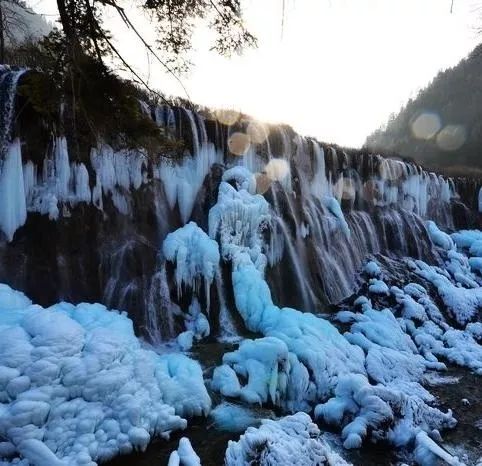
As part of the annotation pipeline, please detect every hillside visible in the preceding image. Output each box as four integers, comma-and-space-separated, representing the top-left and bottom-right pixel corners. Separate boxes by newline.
365, 43, 482, 177
2, 1, 51, 46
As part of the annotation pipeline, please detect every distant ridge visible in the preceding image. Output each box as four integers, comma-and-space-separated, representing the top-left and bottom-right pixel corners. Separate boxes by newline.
3, 1, 51, 47
365, 44, 482, 177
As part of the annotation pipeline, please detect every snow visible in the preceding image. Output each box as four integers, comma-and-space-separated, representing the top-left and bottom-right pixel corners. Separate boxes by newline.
184, 299, 210, 341
209, 180, 365, 414
467, 322, 482, 341
469, 257, 482, 275
91, 144, 147, 215
25, 138, 92, 220
177, 331, 194, 351
209, 181, 271, 263
0, 139, 27, 241
0, 284, 210, 465
175, 297, 211, 351
211, 365, 241, 398
225, 412, 351, 466
163, 222, 220, 311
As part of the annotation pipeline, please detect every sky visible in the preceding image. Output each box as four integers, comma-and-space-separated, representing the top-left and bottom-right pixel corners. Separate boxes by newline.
29, 0, 481, 147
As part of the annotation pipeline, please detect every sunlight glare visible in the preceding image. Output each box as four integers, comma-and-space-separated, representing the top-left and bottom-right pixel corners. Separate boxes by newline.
228, 132, 251, 156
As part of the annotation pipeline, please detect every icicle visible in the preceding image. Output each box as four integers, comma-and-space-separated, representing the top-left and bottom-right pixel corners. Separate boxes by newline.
0, 139, 26, 241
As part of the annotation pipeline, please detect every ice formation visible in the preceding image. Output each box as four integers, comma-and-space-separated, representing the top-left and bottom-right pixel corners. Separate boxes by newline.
0, 122, 220, 241
1, 87, 481, 465
155, 144, 221, 224
167, 437, 201, 466
0, 139, 26, 241
0, 284, 210, 465
426, 221, 455, 251
222, 166, 256, 193
224, 413, 350, 466
204, 176, 470, 457
0, 137, 152, 241
212, 337, 290, 406
163, 222, 220, 310
325, 197, 351, 238
411, 258, 482, 325
363, 261, 381, 278
210, 403, 264, 433
90, 144, 147, 214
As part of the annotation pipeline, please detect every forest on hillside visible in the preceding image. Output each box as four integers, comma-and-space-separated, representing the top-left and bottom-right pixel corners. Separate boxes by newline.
365, 44, 482, 177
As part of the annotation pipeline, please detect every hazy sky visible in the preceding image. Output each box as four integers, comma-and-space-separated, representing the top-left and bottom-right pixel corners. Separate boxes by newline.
29, 0, 480, 147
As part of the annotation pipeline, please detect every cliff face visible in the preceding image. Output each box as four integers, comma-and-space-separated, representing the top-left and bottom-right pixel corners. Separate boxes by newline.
0, 67, 481, 341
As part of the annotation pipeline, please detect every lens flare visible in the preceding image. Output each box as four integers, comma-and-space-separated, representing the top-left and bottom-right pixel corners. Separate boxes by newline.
436, 124, 466, 151
228, 132, 251, 156
255, 173, 272, 194
411, 112, 441, 140
215, 109, 241, 126
247, 121, 268, 144
265, 158, 290, 182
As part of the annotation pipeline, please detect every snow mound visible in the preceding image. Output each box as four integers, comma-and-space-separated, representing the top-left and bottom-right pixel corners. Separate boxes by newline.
225, 413, 351, 466
0, 284, 210, 466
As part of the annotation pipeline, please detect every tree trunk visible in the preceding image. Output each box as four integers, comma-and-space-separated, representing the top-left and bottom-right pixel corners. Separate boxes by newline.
0, 4, 5, 64
56, 0, 79, 62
